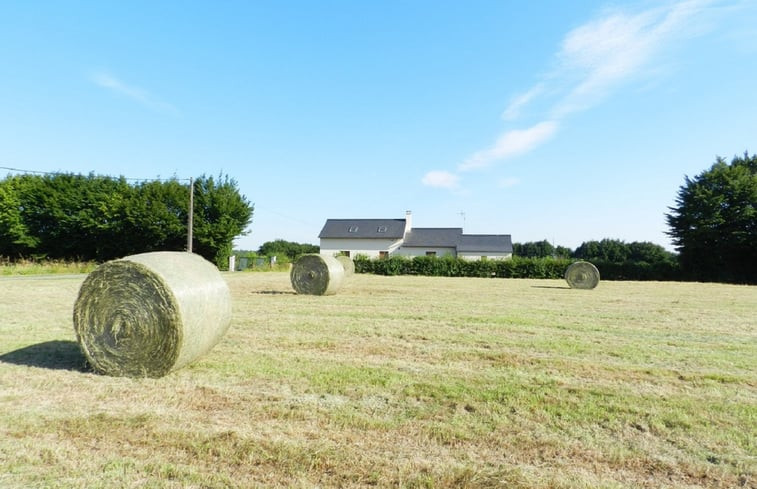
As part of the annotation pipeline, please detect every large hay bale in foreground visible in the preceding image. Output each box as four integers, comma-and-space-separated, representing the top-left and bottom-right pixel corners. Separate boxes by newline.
290, 254, 344, 295
73, 251, 232, 378
336, 255, 355, 277
565, 261, 600, 289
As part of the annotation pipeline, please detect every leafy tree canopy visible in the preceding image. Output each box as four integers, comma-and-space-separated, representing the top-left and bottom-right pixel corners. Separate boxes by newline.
666, 153, 757, 283
573, 239, 676, 264
513, 240, 554, 258
257, 239, 319, 261
0, 172, 253, 268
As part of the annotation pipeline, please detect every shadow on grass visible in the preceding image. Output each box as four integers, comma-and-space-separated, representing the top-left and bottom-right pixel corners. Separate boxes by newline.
0, 340, 89, 371
531, 285, 571, 290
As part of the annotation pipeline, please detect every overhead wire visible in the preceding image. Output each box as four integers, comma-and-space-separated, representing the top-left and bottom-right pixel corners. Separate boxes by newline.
0, 165, 191, 182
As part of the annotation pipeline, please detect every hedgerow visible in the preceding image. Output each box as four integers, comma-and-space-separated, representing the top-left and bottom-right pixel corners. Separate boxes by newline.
353, 255, 682, 281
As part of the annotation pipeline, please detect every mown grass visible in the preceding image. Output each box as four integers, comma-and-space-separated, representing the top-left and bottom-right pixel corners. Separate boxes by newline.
0, 272, 754, 488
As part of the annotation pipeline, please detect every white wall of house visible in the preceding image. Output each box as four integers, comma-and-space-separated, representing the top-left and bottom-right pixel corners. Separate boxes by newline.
320, 238, 403, 258
396, 246, 457, 258
458, 252, 512, 261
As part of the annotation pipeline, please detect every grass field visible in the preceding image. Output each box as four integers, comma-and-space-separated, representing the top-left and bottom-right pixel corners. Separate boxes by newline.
0, 260, 96, 276
0, 272, 754, 488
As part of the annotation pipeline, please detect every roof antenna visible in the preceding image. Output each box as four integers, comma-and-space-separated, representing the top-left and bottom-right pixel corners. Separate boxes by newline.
459, 211, 466, 230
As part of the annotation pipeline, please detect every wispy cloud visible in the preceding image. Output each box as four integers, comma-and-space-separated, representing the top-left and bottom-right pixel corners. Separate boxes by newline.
426, 0, 717, 189
551, 0, 708, 118
421, 170, 460, 189
459, 121, 558, 172
90, 71, 177, 114
501, 84, 544, 121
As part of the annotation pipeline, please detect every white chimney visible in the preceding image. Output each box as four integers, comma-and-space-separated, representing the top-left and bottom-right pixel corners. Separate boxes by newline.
404, 210, 412, 236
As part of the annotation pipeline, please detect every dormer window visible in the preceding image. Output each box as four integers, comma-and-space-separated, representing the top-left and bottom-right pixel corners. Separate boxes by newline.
348, 226, 359, 233
377, 226, 388, 233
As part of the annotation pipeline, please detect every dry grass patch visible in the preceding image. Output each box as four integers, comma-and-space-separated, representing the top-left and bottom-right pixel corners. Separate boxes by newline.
0, 259, 96, 276
0, 272, 755, 488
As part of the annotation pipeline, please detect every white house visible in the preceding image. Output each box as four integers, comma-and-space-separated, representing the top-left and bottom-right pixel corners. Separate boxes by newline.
319, 211, 512, 260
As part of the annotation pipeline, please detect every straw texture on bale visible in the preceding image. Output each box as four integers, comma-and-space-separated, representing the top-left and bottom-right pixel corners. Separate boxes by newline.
336, 255, 355, 277
290, 254, 344, 295
73, 251, 232, 377
565, 261, 600, 289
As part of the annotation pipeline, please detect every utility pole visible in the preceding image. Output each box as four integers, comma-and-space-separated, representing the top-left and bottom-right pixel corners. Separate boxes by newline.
187, 177, 194, 252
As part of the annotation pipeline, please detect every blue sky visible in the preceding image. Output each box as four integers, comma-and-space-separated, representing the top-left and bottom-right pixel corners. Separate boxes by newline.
1, 0, 755, 251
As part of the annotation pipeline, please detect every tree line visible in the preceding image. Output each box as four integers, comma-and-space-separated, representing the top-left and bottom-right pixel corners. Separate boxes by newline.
512, 238, 680, 281
3, 152, 754, 283
0, 172, 252, 268
513, 238, 676, 263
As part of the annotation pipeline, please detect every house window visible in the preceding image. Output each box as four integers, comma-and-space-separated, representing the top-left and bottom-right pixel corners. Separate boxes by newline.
377, 225, 388, 233
379, 251, 388, 259
426, 251, 436, 257
348, 226, 359, 233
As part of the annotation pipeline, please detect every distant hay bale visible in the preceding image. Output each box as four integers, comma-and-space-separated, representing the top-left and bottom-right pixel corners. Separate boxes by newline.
336, 255, 355, 277
565, 261, 600, 289
73, 251, 232, 378
290, 254, 344, 295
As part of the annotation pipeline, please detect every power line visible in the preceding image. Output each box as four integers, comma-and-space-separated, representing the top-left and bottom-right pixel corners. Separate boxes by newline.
0, 166, 191, 182
0, 166, 61, 176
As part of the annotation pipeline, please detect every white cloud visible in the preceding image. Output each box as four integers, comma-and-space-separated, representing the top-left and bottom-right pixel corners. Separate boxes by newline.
501, 84, 544, 121
421, 170, 460, 189
425, 0, 717, 190
459, 121, 558, 171
552, 0, 712, 117
90, 71, 177, 113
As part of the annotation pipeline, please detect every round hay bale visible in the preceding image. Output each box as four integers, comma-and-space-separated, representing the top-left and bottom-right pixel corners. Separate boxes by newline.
73, 251, 232, 378
290, 254, 344, 295
336, 255, 355, 277
565, 261, 600, 289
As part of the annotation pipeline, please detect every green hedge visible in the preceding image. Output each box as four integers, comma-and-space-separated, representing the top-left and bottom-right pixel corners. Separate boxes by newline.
353, 255, 682, 281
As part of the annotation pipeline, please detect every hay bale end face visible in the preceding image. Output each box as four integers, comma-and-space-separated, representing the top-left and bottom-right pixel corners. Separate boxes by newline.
290, 254, 344, 295
73, 251, 232, 378
565, 261, 600, 289
336, 255, 355, 277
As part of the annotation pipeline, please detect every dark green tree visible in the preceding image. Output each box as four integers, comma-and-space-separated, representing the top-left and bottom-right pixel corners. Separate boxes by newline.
258, 239, 319, 261
191, 174, 254, 268
626, 241, 676, 265
513, 240, 555, 258
554, 245, 572, 259
0, 175, 38, 256
8, 173, 131, 260
125, 178, 189, 255
573, 239, 630, 262
666, 153, 757, 283
0, 172, 253, 267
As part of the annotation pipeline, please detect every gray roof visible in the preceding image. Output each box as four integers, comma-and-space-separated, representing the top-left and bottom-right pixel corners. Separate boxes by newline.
402, 228, 462, 247
319, 217, 512, 255
457, 234, 513, 253
318, 219, 406, 239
